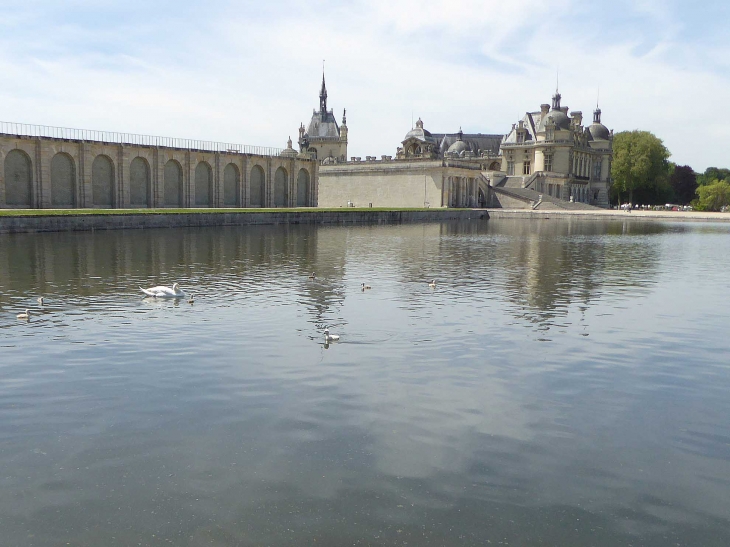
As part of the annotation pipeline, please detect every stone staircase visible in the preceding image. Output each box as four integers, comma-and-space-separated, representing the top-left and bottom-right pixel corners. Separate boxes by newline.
487, 173, 603, 211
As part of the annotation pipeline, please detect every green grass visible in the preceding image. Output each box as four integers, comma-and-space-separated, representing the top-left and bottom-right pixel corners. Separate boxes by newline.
0, 207, 469, 217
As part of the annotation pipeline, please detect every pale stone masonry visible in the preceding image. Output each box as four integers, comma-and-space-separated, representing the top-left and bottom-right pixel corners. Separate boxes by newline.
0, 129, 318, 209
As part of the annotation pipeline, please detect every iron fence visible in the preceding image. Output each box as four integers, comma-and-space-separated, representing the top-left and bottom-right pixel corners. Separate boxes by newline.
0, 121, 285, 156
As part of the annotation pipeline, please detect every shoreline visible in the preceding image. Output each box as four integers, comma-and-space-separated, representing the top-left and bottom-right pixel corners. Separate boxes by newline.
486, 208, 730, 222
0, 208, 486, 234
1, 207, 728, 234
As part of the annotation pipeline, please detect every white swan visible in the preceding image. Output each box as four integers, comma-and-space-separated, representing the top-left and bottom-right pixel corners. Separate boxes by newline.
324, 329, 340, 342
361, 283, 371, 290
17, 309, 30, 320
37, 297, 44, 306
140, 283, 186, 298
428, 279, 436, 288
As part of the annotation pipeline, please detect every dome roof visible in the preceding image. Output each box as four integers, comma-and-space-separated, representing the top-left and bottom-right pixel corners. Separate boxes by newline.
403, 117, 436, 144
447, 140, 469, 154
540, 109, 571, 131
588, 122, 610, 140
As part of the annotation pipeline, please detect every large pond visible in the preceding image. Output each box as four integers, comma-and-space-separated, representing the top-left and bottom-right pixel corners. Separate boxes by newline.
1, 219, 730, 546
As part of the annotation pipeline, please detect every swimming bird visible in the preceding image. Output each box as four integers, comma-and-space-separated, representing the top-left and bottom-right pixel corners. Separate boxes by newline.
17, 309, 30, 320
361, 283, 371, 290
324, 329, 340, 342
308, 272, 316, 279
187, 294, 195, 304
428, 279, 436, 288
37, 297, 44, 306
140, 283, 186, 298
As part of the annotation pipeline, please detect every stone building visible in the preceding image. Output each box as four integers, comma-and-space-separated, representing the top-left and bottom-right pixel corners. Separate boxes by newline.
297, 73, 348, 163
317, 118, 491, 209
499, 90, 612, 207
396, 118, 502, 169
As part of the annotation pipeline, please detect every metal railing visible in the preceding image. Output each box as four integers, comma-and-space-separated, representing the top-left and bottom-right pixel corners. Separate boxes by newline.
0, 121, 285, 157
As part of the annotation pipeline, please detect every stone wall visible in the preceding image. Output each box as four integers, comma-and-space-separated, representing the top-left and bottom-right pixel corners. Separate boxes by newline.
0, 209, 488, 234
0, 134, 318, 209
317, 160, 490, 208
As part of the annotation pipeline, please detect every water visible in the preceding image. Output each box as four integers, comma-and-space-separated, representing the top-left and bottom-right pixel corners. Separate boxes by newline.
1, 219, 730, 546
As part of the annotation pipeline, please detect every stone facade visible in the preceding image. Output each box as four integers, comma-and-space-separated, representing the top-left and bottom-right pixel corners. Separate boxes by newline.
297, 73, 348, 163
0, 130, 318, 209
500, 91, 613, 208
318, 159, 489, 209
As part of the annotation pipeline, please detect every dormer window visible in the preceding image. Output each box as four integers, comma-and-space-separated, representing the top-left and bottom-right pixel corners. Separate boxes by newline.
546, 127, 554, 140
517, 132, 524, 144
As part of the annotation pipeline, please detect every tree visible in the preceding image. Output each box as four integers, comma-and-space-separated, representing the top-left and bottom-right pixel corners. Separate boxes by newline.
697, 167, 730, 187
669, 165, 698, 205
694, 180, 730, 211
611, 130, 670, 205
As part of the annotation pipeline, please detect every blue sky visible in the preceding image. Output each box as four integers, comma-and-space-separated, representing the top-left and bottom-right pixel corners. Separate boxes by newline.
0, 0, 727, 170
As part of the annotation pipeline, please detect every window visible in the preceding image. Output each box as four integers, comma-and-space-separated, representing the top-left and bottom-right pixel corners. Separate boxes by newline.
546, 128, 554, 140
507, 161, 515, 176
556, 185, 561, 199
548, 184, 553, 196
523, 161, 531, 175
594, 160, 602, 180
544, 155, 552, 172
517, 132, 524, 144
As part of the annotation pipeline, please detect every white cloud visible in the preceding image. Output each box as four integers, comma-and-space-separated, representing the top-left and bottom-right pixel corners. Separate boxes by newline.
0, 0, 727, 170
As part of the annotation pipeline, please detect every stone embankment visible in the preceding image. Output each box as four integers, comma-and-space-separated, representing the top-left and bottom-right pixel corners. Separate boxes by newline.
487, 208, 730, 222
0, 209, 487, 234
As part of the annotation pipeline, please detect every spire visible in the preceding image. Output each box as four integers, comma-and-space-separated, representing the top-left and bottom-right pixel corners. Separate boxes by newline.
594, 88, 601, 123
342, 108, 347, 125
319, 68, 328, 114
457, 127, 463, 141
552, 68, 561, 110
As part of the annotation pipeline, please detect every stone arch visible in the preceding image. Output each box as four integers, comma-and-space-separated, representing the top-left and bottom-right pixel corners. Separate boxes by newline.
223, 163, 239, 206
274, 167, 288, 207
195, 161, 212, 206
129, 157, 150, 208
4, 149, 32, 207
51, 152, 75, 208
92, 154, 115, 208
250, 165, 265, 207
164, 160, 183, 207
478, 188, 486, 208
489, 161, 500, 171
296, 168, 309, 207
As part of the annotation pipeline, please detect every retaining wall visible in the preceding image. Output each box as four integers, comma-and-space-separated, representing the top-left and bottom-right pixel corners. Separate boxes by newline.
0, 209, 488, 234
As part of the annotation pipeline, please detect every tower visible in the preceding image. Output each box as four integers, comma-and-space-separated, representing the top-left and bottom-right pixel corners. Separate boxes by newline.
298, 70, 348, 162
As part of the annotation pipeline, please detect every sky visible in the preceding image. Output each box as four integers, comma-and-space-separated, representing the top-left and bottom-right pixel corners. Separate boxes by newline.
0, 0, 728, 171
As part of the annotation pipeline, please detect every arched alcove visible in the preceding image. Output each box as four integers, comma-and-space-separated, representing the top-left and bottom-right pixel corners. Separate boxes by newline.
92, 155, 114, 208
129, 157, 150, 208
250, 165, 265, 207
223, 163, 239, 207
296, 168, 309, 207
195, 161, 212, 206
51, 153, 75, 208
4, 149, 32, 207
164, 160, 183, 207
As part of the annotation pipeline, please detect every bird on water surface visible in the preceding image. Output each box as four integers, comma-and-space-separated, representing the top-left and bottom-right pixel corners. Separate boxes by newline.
429, 279, 436, 288
361, 283, 371, 290
308, 272, 316, 279
17, 309, 30, 320
140, 283, 186, 298
37, 297, 44, 306
324, 329, 339, 342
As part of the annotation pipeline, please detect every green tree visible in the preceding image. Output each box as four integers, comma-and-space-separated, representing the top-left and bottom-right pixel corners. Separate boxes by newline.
697, 167, 730, 187
611, 130, 670, 205
694, 180, 730, 211
669, 164, 698, 205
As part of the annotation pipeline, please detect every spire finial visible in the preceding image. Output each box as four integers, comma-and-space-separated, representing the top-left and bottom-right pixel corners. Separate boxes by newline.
319, 63, 328, 114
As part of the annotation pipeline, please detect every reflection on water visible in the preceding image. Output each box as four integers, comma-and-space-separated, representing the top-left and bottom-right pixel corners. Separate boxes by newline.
1, 219, 730, 546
